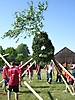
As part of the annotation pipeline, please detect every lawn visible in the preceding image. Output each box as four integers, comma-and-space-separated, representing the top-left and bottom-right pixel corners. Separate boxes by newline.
0, 69, 75, 100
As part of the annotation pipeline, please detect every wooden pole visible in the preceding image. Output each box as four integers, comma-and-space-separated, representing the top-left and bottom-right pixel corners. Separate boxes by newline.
3, 53, 9, 57
21, 61, 35, 77
0, 54, 11, 67
24, 81, 43, 100
53, 59, 73, 95
55, 59, 75, 81
19, 58, 33, 69
61, 75, 73, 95
0, 79, 4, 84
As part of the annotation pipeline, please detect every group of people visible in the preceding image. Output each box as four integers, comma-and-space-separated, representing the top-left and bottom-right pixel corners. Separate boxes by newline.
48, 61, 75, 95
26, 63, 41, 82
2, 61, 24, 100
45, 61, 75, 95
1, 59, 75, 100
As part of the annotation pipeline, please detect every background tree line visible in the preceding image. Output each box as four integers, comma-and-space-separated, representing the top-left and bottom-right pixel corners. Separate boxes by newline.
0, 43, 30, 66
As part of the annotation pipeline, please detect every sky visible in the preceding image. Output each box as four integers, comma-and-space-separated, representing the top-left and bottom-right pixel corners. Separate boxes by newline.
0, 0, 75, 54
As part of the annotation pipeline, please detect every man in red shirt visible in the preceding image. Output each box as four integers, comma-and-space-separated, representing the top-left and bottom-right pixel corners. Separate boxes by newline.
18, 61, 24, 87
8, 61, 22, 100
36, 65, 41, 80
28, 63, 33, 83
2, 63, 9, 92
26, 64, 29, 78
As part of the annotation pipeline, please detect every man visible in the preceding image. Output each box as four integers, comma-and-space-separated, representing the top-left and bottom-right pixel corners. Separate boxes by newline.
8, 61, 22, 100
36, 64, 41, 80
18, 61, 24, 87
28, 62, 33, 83
2, 63, 9, 92
47, 62, 54, 84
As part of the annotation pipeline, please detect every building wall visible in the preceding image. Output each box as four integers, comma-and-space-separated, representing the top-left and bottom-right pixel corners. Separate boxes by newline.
54, 47, 75, 64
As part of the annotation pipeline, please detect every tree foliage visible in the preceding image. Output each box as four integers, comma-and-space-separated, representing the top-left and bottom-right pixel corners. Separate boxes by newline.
2, 1, 48, 42
32, 31, 54, 66
15, 43, 30, 63
16, 43, 30, 57
4, 47, 17, 62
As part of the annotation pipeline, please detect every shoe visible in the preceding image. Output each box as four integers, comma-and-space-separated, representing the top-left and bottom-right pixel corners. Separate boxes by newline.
49, 82, 52, 84
4, 90, 8, 93
63, 90, 68, 92
19, 84, 22, 87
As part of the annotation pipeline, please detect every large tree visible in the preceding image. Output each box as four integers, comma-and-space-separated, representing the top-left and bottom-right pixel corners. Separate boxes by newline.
2, 1, 48, 42
4, 47, 17, 62
16, 43, 30, 56
15, 43, 30, 62
32, 31, 54, 66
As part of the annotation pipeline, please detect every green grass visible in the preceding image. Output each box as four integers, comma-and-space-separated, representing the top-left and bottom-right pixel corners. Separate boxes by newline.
0, 69, 75, 100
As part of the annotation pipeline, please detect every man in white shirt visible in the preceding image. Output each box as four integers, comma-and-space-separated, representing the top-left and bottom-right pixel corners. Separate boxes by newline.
47, 62, 54, 84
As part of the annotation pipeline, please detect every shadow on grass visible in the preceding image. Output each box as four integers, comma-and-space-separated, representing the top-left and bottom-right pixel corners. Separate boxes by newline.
19, 90, 32, 94
19, 90, 41, 95
48, 91, 54, 100
0, 92, 7, 96
32, 85, 50, 88
0, 85, 2, 87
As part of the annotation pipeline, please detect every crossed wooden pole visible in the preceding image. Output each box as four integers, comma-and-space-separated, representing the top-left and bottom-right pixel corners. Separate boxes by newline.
19, 58, 33, 69
21, 61, 43, 100
55, 59, 75, 81
0, 54, 43, 100
52, 59, 74, 95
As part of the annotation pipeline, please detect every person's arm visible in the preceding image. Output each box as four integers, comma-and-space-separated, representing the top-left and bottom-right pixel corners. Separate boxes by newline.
8, 69, 10, 77
6, 70, 9, 77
